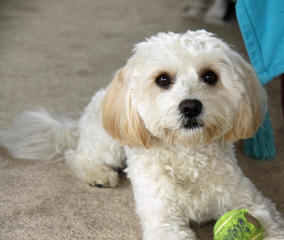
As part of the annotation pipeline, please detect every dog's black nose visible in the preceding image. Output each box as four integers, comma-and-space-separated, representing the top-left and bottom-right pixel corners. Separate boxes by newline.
179, 99, 202, 118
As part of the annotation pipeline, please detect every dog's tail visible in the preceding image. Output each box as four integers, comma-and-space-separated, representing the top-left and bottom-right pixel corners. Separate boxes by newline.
0, 108, 79, 161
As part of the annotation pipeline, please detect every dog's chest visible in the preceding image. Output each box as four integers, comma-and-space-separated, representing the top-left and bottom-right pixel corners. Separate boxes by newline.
157, 144, 232, 220
158, 144, 223, 185
127, 142, 235, 221
162, 149, 211, 185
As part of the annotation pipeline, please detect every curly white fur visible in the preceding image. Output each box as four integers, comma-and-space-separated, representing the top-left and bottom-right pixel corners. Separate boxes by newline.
0, 30, 283, 239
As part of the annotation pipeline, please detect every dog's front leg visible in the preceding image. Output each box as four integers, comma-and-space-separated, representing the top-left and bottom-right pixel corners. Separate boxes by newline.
133, 186, 197, 240
65, 90, 125, 187
127, 163, 197, 240
142, 221, 197, 240
224, 175, 284, 239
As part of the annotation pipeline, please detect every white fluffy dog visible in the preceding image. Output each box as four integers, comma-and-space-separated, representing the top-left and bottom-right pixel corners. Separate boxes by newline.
1, 30, 284, 239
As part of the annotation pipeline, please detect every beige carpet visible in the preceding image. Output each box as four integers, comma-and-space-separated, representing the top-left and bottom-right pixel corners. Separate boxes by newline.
0, 0, 283, 239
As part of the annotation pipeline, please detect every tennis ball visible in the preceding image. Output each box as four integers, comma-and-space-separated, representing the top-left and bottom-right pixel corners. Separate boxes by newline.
214, 209, 264, 240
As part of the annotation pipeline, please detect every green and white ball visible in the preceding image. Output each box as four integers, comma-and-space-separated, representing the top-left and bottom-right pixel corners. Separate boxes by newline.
214, 209, 264, 240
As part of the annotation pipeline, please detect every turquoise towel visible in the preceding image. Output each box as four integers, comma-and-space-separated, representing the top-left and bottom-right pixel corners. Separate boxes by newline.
236, 0, 284, 160
236, 0, 284, 85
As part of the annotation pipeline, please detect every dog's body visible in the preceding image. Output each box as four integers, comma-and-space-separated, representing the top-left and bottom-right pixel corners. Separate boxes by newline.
1, 30, 284, 239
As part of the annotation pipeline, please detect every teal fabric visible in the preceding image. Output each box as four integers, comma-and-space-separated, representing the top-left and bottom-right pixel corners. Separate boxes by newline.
236, 0, 284, 85
235, 0, 283, 160
244, 112, 276, 160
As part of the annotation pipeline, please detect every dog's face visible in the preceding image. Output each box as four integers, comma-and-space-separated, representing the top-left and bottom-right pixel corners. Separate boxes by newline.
102, 30, 266, 147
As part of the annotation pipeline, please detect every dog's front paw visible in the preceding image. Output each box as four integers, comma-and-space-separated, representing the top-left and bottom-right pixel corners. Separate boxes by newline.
85, 164, 119, 187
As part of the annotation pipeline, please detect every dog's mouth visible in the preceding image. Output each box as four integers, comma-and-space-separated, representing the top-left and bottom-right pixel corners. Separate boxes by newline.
181, 117, 203, 130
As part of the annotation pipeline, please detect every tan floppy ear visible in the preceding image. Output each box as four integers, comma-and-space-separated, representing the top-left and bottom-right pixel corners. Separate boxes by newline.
224, 51, 266, 142
101, 68, 151, 147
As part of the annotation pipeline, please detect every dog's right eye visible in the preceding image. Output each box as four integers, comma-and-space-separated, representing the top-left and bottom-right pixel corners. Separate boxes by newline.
200, 70, 218, 85
155, 74, 172, 89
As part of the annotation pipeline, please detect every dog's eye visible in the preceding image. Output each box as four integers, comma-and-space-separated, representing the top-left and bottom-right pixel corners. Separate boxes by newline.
155, 74, 172, 89
200, 70, 218, 85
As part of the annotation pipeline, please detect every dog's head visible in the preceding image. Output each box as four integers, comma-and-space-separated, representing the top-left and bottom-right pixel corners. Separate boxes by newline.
101, 30, 266, 148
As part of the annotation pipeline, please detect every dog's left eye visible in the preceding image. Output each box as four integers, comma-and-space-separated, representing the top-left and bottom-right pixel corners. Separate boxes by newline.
155, 74, 172, 89
200, 70, 218, 85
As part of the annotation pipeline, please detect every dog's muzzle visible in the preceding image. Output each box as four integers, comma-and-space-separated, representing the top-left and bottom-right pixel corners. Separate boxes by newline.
179, 99, 202, 129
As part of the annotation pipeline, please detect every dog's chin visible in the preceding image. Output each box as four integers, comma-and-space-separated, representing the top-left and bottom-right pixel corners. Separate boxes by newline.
182, 118, 203, 130
160, 125, 205, 147
176, 128, 217, 147
159, 119, 226, 147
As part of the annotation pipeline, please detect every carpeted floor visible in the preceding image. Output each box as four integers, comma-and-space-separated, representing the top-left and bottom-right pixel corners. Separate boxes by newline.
0, 0, 283, 239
